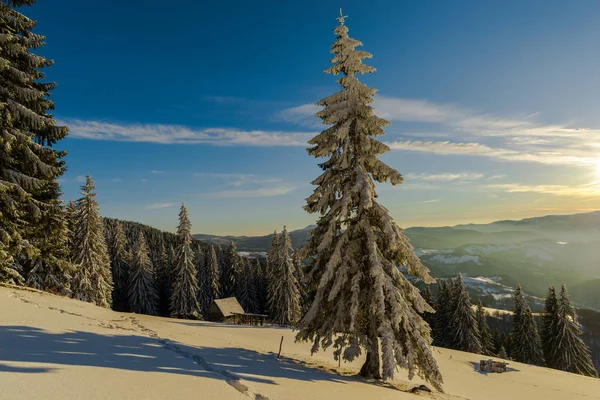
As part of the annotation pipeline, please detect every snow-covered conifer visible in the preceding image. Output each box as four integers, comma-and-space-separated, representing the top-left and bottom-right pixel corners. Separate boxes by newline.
0, 0, 70, 287
420, 284, 435, 329
170, 203, 200, 319
155, 241, 172, 316
510, 284, 544, 365
221, 241, 240, 298
549, 284, 597, 377
450, 275, 481, 354
238, 258, 259, 314
107, 220, 130, 311
26, 204, 73, 295
542, 285, 559, 366
476, 300, 494, 356
433, 280, 452, 347
269, 226, 301, 325
128, 232, 159, 315
71, 176, 113, 308
200, 245, 221, 316
292, 249, 309, 314
295, 12, 442, 390
254, 257, 268, 314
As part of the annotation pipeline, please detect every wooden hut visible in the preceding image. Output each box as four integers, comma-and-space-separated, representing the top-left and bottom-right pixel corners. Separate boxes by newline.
480, 359, 509, 373
207, 297, 245, 323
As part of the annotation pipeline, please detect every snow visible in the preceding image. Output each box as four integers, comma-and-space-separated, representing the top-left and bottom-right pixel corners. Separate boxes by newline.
1, 284, 599, 400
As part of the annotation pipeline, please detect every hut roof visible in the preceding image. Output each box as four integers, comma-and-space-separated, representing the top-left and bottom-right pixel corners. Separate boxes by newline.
212, 297, 245, 317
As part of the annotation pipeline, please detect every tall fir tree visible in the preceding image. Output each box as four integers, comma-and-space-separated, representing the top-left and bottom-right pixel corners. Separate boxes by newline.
26, 204, 72, 294
71, 176, 113, 308
201, 245, 221, 316
170, 203, 200, 319
296, 13, 443, 390
107, 220, 130, 311
542, 285, 559, 367
433, 280, 452, 348
128, 232, 159, 315
510, 285, 544, 365
476, 300, 495, 356
268, 226, 301, 325
221, 241, 240, 298
254, 257, 268, 314
292, 249, 309, 314
238, 258, 259, 314
450, 275, 482, 354
155, 241, 172, 316
0, 0, 70, 287
548, 284, 597, 377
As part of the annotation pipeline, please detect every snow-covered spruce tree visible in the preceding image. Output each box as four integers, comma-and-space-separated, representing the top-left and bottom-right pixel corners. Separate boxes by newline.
71, 176, 113, 308
433, 280, 452, 348
542, 285, 559, 367
107, 220, 130, 311
155, 241, 172, 316
268, 226, 301, 326
170, 203, 200, 319
128, 232, 159, 315
295, 13, 443, 390
549, 284, 597, 377
476, 300, 494, 356
266, 230, 279, 278
254, 257, 268, 314
292, 249, 309, 314
0, 0, 70, 288
238, 258, 259, 314
201, 245, 221, 316
450, 275, 481, 354
221, 241, 240, 298
510, 285, 544, 365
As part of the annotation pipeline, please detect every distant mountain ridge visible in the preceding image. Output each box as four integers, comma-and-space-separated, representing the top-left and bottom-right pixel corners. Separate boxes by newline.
193, 211, 600, 310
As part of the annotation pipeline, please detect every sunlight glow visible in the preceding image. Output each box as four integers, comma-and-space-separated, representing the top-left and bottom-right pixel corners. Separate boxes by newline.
596, 158, 600, 177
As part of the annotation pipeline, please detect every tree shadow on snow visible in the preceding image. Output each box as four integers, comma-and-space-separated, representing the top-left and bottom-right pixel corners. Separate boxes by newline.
0, 325, 352, 387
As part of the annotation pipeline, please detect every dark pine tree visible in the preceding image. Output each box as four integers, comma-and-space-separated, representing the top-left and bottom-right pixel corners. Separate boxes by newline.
450, 275, 481, 354
128, 232, 159, 316
549, 284, 597, 377
476, 300, 495, 356
542, 285, 559, 367
170, 203, 200, 319
0, 0, 70, 287
107, 220, 130, 311
510, 285, 544, 366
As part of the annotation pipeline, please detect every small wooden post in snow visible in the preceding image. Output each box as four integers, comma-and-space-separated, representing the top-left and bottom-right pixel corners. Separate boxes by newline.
277, 336, 284, 359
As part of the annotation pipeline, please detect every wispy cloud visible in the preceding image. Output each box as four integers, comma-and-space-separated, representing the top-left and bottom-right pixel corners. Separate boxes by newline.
274, 104, 323, 128
194, 172, 282, 187
62, 119, 313, 147
404, 172, 485, 182
204, 186, 296, 198
145, 202, 176, 210
278, 95, 600, 168
150, 170, 165, 174
488, 182, 600, 198
387, 140, 596, 166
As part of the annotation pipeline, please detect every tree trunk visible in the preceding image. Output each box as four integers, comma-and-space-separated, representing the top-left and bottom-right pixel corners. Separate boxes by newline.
359, 344, 382, 379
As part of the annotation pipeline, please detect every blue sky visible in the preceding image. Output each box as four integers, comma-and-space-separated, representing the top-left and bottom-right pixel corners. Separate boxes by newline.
27, 0, 600, 235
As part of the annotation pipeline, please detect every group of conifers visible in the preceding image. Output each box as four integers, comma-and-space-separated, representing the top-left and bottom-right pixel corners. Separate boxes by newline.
2, 1, 598, 393
422, 275, 597, 377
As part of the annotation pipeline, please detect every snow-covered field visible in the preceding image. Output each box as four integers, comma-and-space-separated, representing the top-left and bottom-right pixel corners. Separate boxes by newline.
1, 285, 598, 400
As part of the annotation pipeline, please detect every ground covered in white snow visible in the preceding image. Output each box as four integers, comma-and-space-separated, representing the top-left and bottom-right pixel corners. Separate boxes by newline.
1, 285, 598, 400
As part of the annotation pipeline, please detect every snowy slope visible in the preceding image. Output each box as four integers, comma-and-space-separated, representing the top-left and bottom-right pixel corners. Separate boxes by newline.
1, 285, 598, 400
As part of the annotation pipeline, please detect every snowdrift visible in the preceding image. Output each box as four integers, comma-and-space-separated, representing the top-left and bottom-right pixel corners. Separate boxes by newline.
1, 285, 598, 400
